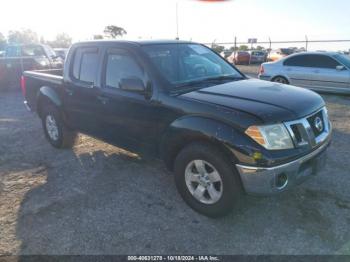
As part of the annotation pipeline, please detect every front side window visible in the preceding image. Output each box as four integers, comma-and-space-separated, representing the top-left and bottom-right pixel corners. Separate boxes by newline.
284, 55, 308, 67
142, 43, 242, 89
105, 51, 144, 89
308, 55, 340, 69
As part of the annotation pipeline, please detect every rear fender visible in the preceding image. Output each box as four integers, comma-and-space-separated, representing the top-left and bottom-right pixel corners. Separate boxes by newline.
36, 86, 62, 118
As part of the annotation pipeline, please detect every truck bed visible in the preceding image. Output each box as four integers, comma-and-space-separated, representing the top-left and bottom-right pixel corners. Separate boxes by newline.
23, 69, 64, 112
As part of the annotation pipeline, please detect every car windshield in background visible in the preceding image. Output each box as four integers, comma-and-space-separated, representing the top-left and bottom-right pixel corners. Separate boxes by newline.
142, 43, 243, 89
22, 45, 46, 57
334, 54, 350, 68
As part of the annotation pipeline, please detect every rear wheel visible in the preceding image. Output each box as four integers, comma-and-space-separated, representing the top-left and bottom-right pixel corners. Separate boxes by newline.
174, 142, 243, 217
272, 76, 289, 84
41, 105, 77, 148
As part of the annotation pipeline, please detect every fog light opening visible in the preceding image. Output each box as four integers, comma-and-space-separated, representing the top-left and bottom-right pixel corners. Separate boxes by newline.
276, 173, 288, 190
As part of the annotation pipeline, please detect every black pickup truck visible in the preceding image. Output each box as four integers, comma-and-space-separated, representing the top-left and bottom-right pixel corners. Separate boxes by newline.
0, 44, 63, 89
22, 40, 332, 217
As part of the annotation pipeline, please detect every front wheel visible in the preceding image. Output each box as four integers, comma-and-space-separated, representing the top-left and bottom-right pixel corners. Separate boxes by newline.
41, 105, 77, 148
174, 143, 243, 217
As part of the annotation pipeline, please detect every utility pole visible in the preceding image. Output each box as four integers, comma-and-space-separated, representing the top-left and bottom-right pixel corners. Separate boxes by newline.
305, 35, 308, 51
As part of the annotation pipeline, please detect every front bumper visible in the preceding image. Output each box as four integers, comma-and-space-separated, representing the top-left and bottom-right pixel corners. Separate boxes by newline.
236, 138, 331, 195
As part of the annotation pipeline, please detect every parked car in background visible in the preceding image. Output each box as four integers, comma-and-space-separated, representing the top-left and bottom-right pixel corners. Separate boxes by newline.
22, 40, 331, 217
54, 48, 69, 60
259, 52, 350, 94
227, 51, 250, 65
249, 50, 267, 64
220, 50, 232, 59
0, 44, 63, 89
268, 48, 294, 62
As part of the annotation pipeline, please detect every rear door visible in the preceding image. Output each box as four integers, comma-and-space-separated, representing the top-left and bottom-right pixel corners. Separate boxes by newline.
283, 54, 318, 87
63, 46, 104, 137
307, 54, 350, 91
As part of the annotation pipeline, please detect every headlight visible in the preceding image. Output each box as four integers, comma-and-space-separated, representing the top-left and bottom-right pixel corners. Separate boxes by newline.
39, 60, 48, 66
245, 124, 294, 150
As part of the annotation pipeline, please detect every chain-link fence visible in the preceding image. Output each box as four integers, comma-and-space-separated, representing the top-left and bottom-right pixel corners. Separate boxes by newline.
203, 38, 350, 65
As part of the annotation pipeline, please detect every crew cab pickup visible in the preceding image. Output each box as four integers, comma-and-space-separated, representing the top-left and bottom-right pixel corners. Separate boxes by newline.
0, 44, 63, 89
22, 40, 332, 217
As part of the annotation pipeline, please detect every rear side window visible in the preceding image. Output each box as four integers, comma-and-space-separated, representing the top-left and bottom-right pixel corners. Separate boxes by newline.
284, 55, 308, 67
105, 51, 144, 89
284, 54, 340, 69
72, 47, 99, 84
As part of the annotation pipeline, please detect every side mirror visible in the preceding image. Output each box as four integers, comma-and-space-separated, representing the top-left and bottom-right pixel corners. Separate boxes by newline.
120, 77, 145, 92
336, 65, 346, 71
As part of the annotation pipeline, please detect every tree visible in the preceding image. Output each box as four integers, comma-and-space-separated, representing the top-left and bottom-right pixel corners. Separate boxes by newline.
211, 43, 225, 54
0, 32, 6, 50
229, 46, 238, 52
256, 45, 265, 50
8, 29, 38, 44
93, 34, 104, 40
238, 45, 249, 51
47, 33, 72, 48
103, 25, 127, 38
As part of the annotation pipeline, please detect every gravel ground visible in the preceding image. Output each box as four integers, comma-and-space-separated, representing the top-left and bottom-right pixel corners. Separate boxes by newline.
0, 89, 350, 255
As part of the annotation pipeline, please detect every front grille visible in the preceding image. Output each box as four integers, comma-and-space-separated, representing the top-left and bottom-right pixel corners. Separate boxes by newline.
284, 107, 330, 149
307, 111, 324, 137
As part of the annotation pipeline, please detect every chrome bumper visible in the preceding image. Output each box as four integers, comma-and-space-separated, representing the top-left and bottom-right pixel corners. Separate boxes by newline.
24, 100, 32, 112
236, 138, 331, 195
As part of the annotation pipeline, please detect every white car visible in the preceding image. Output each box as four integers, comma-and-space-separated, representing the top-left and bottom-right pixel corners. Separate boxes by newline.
259, 51, 350, 94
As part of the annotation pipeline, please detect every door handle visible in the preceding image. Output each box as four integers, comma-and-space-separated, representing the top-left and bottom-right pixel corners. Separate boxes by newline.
97, 95, 109, 105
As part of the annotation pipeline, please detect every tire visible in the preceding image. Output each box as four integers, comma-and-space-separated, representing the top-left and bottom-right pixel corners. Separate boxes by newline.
41, 104, 77, 148
272, 76, 289, 84
174, 142, 243, 218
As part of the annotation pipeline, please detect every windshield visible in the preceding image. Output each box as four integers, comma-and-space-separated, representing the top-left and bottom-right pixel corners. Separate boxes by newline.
142, 43, 243, 88
334, 54, 350, 68
22, 45, 46, 57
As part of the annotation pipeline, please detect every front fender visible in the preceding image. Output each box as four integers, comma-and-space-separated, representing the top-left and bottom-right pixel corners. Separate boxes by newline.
159, 115, 259, 170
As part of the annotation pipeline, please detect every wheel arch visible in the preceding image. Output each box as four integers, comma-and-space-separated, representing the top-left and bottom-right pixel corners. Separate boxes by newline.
271, 75, 290, 84
159, 116, 245, 172
36, 86, 63, 118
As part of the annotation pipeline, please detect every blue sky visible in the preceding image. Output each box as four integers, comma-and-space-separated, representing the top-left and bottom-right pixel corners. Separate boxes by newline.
0, 0, 349, 51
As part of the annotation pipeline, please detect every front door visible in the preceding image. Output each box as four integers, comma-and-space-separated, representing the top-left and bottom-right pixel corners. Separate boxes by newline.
309, 54, 350, 91
96, 48, 160, 153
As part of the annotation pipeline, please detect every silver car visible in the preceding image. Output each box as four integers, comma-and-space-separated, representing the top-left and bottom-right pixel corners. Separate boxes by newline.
259, 52, 350, 94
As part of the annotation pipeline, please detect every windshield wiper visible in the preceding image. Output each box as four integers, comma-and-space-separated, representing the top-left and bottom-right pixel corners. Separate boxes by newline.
203, 75, 244, 82
175, 75, 243, 89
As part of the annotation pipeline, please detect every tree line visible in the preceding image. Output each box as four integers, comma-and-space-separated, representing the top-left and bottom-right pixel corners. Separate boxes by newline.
0, 25, 127, 50
211, 43, 266, 54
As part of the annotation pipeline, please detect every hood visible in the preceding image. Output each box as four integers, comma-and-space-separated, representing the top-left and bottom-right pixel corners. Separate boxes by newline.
179, 79, 325, 123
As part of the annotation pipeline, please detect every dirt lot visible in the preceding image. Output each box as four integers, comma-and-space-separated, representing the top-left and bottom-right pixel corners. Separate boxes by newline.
0, 89, 350, 255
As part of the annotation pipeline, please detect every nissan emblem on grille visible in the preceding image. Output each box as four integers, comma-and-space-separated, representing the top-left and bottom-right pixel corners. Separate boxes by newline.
314, 117, 323, 132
